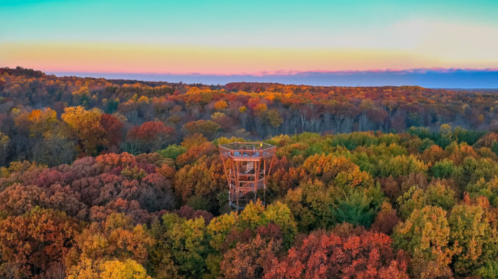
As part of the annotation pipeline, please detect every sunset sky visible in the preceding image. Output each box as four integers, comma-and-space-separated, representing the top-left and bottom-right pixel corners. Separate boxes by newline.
1, 0, 498, 79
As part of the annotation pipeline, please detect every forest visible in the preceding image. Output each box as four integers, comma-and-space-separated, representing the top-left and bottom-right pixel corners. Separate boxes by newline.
2, 67, 498, 278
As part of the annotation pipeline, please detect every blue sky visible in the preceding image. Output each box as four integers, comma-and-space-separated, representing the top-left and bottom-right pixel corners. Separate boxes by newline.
1, 0, 498, 87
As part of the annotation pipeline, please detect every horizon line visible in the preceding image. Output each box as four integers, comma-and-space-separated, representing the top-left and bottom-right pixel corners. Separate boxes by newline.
42, 67, 498, 77
5, 66, 497, 89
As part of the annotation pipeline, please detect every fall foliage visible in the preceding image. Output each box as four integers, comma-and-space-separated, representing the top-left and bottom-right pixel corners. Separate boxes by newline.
2, 67, 498, 277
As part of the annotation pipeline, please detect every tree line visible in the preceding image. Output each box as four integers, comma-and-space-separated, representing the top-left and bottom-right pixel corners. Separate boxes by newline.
1, 67, 497, 167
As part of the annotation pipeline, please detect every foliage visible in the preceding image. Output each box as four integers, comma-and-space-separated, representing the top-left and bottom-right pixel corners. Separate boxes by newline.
449, 204, 496, 277
67, 258, 152, 279
3, 69, 498, 278
157, 144, 187, 160
265, 230, 409, 279
0, 207, 80, 278
393, 206, 453, 278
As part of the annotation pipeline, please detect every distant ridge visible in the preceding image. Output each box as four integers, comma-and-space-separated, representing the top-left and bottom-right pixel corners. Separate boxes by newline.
47, 68, 498, 89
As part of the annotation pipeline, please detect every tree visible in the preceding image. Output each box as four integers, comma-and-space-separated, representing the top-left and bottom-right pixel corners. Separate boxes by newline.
371, 201, 400, 235
173, 159, 224, 208
397, 182, 456, 220
25, 108, 57, 139
393, 206, 453, 278
333, 185, 383, 228
378, 155, 428, 178
467, 177, 498, 207
264, 231, 409, 279
61, 106, 106, 156
301, 154, 360, 185
157, 144, 187, 160
220, 234, 279, 279
67, 213, 154, 268
237, 201, 297, 248
183, 120, 221, 140
67, 258, 151, 279
89, 198, 151, 224
175, 205, 214, 225
71, 86, 91, 105
37, 127, 76, 166
0, 132, 10, 167
11, 108, 71, 165
174, 163, 215, 203
126, 121, 175, 154
181, 133, 208, 149
214, 100, 228, 110
147, 217, 181, 279
175, 141, 217, 168
0, 183, 87, 218
100, 113, 124, 152
211, 112, 237, 132
431, 159, 457, 179
119, 173, 175, 212
162, 213, 211, 278
265, 109, 283, 128
99, 259, 151, 279
283, 180, 335, 232
0, 207, 79, 278
260, 202, 297, 248
207, 212, 238, 253
449, 204, 496, 277
203, 202, 294, 278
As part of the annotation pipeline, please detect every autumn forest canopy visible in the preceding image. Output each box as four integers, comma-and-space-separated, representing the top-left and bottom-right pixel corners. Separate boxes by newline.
4, 67, 498, 278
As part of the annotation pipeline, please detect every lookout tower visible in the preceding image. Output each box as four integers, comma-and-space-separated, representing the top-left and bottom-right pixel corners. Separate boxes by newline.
219, 142, 276, 210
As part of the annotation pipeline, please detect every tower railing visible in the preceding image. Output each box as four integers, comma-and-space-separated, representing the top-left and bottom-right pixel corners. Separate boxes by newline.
219, 142, 276, 210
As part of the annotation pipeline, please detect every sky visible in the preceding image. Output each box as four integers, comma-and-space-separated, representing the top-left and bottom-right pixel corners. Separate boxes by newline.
1, 0, 498, 87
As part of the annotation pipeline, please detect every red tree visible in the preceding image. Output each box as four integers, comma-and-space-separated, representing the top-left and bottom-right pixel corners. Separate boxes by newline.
100, 113, 124, 152
264, 231, 409, 279
127, 121, 175, 153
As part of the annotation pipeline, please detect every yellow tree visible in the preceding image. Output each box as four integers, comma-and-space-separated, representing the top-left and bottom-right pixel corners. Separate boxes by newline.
67, 258, 151, 279
62, 106, 106, 155
13, 108, 58, 139
214, 100, 228, 110
393, 206, 453, 278
67, 213, 154, 267
29, 108, 57, 133
449, 204, 495, 277
71, 86, 91, 105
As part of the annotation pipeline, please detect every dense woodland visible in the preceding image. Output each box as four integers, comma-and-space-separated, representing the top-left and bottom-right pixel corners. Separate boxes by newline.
3, 67, 498, 278
2, 67, 498, 167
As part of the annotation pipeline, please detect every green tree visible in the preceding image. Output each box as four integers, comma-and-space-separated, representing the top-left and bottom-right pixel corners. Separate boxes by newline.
283, 180, 335, 232
162, 213, 210, 278
431, 159, 457, 179
333, 185, 383, 228
449, 204, 496, 277
397, 182, 456, 220
157, 144, 187, 160
393, 206, 453, 278
467, 177, 498, 207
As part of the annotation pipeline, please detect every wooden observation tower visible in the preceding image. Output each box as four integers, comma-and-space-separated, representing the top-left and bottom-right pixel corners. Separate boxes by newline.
219, 142, 276, 210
